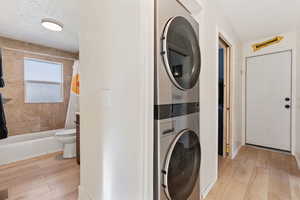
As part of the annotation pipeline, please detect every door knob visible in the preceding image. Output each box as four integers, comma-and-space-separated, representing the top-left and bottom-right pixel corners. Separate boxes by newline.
285, 105, 290, 109
285, 97, 290, 101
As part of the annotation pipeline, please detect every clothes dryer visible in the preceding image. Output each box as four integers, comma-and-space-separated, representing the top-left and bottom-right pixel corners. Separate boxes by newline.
155, 0, 201, 106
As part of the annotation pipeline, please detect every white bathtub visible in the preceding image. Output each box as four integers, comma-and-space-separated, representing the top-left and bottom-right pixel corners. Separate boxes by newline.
0, 129, 64, 165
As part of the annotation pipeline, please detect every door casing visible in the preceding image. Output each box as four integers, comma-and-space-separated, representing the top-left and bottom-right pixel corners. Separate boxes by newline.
218, 35, 232, 158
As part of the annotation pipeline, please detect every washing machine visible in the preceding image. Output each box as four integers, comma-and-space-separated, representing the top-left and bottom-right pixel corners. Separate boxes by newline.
154, 113, 201, 200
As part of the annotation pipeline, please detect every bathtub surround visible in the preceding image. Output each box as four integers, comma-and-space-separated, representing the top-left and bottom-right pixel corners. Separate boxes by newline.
0, 36, 77, 59
0, 36, 78, 136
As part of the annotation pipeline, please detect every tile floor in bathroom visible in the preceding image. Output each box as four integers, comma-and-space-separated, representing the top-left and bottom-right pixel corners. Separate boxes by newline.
0, 152, 79, 200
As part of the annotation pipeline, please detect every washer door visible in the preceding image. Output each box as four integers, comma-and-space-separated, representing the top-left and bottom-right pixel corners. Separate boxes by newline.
162, 16, 201, 90
163, 129, 201, 200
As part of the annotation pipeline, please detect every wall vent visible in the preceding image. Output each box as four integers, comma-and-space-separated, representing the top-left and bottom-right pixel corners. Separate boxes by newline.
252, 36, 284, 52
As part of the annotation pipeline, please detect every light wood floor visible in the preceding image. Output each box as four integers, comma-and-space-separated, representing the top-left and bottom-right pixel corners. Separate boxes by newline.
206, 146, 300, 200
0, 152, 80, 200
1, 146, 299, 200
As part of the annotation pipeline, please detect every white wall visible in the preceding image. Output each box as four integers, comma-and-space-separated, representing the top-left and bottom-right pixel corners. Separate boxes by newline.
242, 32, 297, 154
79, 0, 154, 199
79, 0, 242, 199
216, 4, 243, 159
195, 0, 242, 197
296, 31, 300, 166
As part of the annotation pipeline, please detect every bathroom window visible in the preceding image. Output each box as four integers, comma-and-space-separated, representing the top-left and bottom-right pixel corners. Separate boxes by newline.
24, 58, 63, 103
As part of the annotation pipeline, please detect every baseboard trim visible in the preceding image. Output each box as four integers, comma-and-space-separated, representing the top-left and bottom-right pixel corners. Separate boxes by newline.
231, 144, 242, 159
246, 143, 291, 153
200, 178, 217, 199
78, 185, 93, 200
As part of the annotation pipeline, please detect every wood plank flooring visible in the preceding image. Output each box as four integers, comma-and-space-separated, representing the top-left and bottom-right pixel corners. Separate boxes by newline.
0, 146, 299, 200
0, 152, 79, 200
206, 146, 300, 200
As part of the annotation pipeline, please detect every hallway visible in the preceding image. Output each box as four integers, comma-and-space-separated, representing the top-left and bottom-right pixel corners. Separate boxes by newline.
206, 146, 300, 200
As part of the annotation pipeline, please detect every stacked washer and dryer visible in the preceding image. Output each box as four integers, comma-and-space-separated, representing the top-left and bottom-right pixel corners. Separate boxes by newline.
154, 0, 202, 200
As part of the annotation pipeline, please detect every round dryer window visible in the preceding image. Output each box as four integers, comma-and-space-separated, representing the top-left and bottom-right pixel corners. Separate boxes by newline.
162, 16, 201, 90
163, 129, 201, 200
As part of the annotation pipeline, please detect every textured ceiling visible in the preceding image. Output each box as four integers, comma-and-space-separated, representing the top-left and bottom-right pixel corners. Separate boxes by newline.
217, 0, 300, 42
0, 0, 79, 52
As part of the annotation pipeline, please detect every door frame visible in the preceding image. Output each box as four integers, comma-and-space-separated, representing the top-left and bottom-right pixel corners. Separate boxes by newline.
245, 49, 293, 152
218, 34, 232, 158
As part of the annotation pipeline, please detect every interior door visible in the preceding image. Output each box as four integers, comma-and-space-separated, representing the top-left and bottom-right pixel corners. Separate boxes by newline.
246, 50, 292, 151
218, 48, 224, 156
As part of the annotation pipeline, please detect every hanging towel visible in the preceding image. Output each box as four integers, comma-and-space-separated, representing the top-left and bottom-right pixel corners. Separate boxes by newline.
0, 51, 5, 88
0, 93, 8, 139
65, 60, 80, 129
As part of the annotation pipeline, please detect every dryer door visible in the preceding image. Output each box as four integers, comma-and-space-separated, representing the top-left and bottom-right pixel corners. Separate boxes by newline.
163, 129, 201, 200
162, 16, 201, 90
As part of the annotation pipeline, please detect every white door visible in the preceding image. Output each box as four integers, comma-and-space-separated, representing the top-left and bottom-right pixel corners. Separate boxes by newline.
246, 50, 292, 151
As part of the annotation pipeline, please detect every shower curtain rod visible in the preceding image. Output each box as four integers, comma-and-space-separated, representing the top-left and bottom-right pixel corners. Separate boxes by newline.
1, 47, 78, 61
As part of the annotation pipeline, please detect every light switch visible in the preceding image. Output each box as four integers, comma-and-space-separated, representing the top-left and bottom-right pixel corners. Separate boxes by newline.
100, 89, 113, 108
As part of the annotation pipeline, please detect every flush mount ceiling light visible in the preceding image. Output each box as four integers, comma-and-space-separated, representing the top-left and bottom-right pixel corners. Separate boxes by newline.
41, 18, 63, 32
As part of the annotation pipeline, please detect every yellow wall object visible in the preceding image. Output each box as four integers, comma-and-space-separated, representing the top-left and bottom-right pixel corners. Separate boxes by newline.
71, 74, 80, 95
252, 36, 284, 52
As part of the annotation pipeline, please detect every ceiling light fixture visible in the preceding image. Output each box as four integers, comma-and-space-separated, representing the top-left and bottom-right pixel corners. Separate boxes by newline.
41, 18, 63, 32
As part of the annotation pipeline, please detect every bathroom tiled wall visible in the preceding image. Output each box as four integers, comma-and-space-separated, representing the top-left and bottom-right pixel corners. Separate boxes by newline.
0, 36, 78, 136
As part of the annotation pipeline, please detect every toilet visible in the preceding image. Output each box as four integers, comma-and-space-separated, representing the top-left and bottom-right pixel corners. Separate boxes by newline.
55, 129, 76, 158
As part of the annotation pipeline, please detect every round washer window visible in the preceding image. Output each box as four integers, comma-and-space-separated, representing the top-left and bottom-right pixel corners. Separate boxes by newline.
162, 16, 201, 90
164, 130, 201, 200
